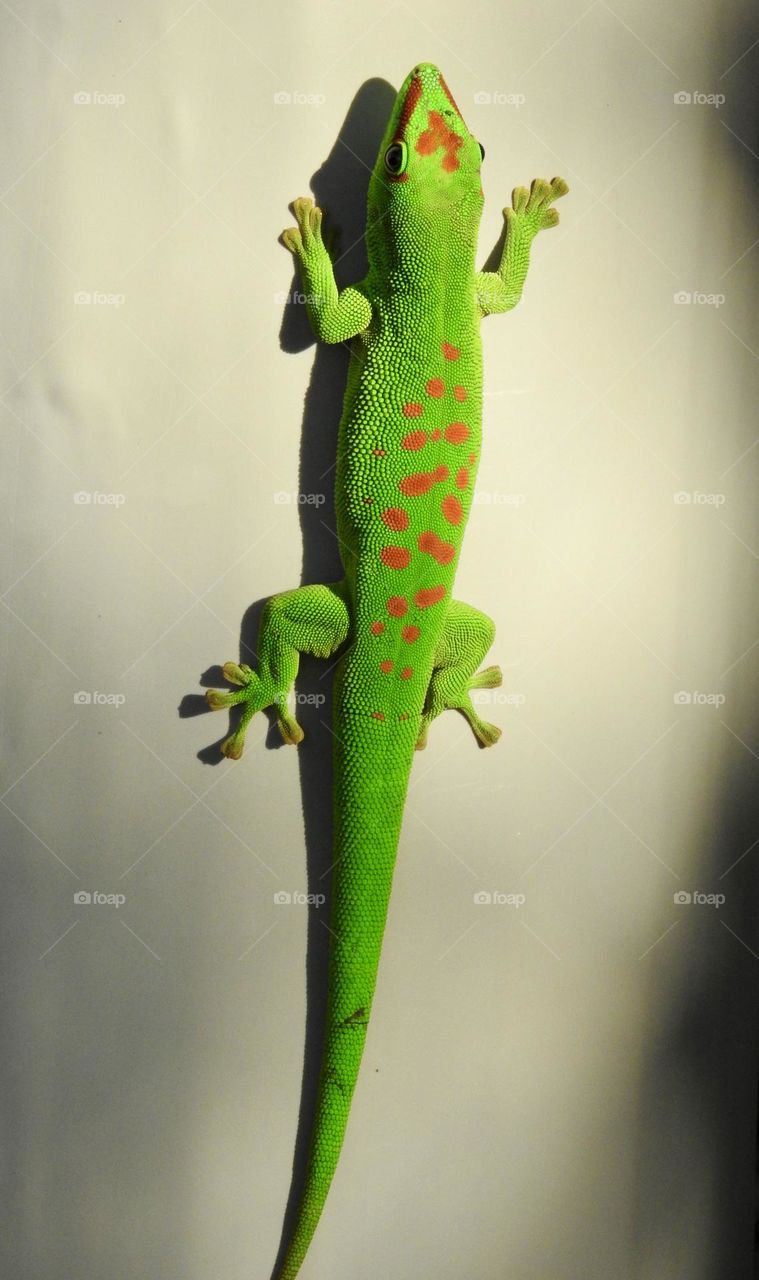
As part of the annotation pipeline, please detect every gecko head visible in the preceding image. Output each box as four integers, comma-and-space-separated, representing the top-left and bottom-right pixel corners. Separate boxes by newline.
367, 63, 485, 255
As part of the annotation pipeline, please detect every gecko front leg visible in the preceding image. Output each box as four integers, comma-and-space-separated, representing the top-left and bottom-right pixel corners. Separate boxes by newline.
282, 197, 372, 343
476, 175, 568, 316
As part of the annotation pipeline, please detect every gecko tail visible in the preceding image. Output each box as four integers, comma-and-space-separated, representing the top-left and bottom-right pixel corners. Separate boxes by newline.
272, 714, 417, 1280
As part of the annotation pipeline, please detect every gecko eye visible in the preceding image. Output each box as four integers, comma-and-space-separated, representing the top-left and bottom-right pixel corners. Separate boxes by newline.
384, 141, 408, 175
478, 142, 485, 161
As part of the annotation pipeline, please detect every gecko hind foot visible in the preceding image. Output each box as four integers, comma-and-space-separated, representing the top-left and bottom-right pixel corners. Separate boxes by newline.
206, 663, 303, 759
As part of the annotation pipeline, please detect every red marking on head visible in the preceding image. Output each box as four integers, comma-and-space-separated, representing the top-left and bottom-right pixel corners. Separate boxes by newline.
395, 75, 423, 146
381, 506, 409, 531
456, 467, 469, 490
416, 110, 463, 172
453, 385, 467, 402
387, 595, 409, 618
381, 545, 411, 569
371, 711, 385, 720
380, 660, 394, 674
371, 621, 385, 636
402, 624, 420, 643
401, 430, 427, 451
445, 422, 469, 444
468, 452, 477, 464
403, 402, 423, 418
373, 449, 386, 456
441, 341, 460, 361
415, 586, 446, 608
442, 494, 463, 525
439, 73, 464, 121
426, 377, 444, 398
418, 531, 456, 565
430, 428, 442, 441
400, 666, 413, 680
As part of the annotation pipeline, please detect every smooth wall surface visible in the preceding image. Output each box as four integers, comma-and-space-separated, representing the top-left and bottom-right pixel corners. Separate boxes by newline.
1, 3, 758, 1278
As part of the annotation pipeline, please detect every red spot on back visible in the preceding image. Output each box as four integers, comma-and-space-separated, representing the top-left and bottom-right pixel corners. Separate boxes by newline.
468, 452, 477, 464
400, 666, 413, 680
453, 385, 467, 401
456, 467, 469, 490
402, 402, 423, 418
387, 595, 408, 618
444, 422, 469, 444
442, 494, 463, 525
373, 449, 385, 456
426, 378, 444, 398
442, 341, 460, 361
401, 430, 427, 451
399, 465, 448, 497
415, 586, 446, 608
371, 711, 385, 720
381, 546, 411, 570
370, 621, 385, 636
430, 428, 442, 441
381, 507, 409, 531
380, 660, 394, 674
418, 531, 456, 565
402, 624, 420, 643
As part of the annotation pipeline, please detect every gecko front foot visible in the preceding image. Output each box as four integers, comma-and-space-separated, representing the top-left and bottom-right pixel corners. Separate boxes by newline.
206, 662, 303, 759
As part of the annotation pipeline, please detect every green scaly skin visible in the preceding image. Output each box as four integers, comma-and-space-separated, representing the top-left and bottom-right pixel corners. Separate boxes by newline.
205, 62, 567, 1279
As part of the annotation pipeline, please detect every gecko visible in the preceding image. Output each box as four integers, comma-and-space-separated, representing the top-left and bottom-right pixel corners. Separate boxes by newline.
204, 61, 567, 1280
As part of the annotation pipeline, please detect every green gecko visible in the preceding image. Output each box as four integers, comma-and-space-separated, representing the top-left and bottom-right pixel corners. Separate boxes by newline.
205, 61, 567, 1280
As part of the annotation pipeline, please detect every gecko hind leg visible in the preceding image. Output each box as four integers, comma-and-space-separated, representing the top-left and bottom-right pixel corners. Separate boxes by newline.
206, 581, 350, 759
416, 600, 502, 750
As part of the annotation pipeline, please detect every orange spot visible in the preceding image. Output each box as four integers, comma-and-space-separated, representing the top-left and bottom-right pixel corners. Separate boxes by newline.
399, 713, 409, 721
380, 660, 394, 674
371, 711, 385, 720
416, 110, 463, 173
415, 585, 446, 608
445, 422, 469, 444
370, 621, 385, 636
381, 507, 409, 531
387, 595, 408, 618
453, 385, 467, 401
402, 430, 427, 451
430, 428, 442, 441
468, 452, 477, 464
381, 546, 410, 570
373, 449, 386, 456
435, 464, 449, 481
403, 402, 423, 418
418, 531, 456, 565
456, 467, 469, 490
426, 378, 445, 398
402, 624, 420, 643
442, 494, 463, 525
400, 666, 413, 680
442, 341, 460, 361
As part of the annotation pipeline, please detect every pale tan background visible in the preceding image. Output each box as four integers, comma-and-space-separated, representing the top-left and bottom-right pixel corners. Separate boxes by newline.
1, 2, 758, 1278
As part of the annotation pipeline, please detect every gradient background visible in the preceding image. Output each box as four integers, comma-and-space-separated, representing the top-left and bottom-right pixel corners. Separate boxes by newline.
1, 3, 758, 1278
